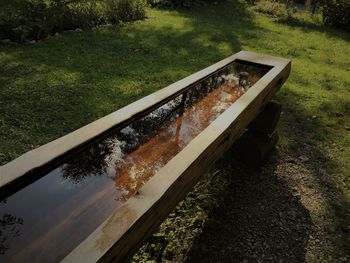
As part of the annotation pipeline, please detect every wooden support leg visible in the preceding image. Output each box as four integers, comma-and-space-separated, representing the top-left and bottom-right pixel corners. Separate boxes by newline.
248, 101, 282, 134
231, 101, 282, 167
232, 131, 279, 167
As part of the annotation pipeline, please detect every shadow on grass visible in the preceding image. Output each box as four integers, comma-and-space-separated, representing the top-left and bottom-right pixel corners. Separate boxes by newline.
0, 0, 267, 164
276, 16, 350, 42
277, 87, 350, 258
1, 0, 349, 260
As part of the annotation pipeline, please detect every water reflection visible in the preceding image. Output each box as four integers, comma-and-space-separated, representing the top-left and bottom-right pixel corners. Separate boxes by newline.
0, 201, 23, 256
61, 62, 265, 186
61, 141, 117, 183
113, 82, 246, 201
0, 61, 269, 262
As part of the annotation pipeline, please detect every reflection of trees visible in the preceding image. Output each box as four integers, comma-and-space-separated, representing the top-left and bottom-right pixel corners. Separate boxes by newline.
112, 78, 246, 201
0, 211, 23, 255
228, 62, 269, 89
60, 61, 265, 185
125, 95, 185, 150
61, 139, 118, 183
114, 124, 180, 201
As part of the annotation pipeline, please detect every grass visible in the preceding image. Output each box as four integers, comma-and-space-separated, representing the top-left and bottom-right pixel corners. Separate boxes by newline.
1, 0, 349, 261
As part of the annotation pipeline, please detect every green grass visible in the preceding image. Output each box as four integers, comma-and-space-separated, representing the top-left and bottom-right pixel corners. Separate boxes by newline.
1, 0, 349, 260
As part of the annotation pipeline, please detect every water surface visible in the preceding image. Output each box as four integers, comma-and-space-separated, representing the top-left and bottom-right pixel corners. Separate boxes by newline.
0, 62, 269, 262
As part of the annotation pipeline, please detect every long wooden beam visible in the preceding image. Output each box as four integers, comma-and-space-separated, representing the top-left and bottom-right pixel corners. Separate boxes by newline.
1, 51, 288, 191
55, 51, 291, 262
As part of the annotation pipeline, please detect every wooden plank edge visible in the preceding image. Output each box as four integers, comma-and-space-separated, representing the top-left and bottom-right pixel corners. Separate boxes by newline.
62, 58, 291, 263
0, 51, 288, 190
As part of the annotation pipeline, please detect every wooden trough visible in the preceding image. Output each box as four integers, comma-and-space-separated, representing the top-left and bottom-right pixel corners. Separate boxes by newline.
0, 51, 291, 263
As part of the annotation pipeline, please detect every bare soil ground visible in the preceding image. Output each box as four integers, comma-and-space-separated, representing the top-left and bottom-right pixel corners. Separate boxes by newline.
187, 149, 336, 262
133, 111, 349, 263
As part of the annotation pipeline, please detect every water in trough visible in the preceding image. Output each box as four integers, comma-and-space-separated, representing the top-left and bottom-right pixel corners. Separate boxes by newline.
0, 61, 269, 262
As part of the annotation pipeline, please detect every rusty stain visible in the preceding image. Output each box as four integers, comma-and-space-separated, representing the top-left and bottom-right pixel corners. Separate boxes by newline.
114, 84, 245, 201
